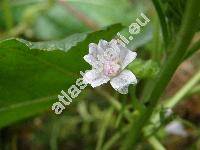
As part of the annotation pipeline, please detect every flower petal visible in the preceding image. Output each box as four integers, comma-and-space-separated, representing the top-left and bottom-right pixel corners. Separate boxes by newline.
110, 70, 137, 94
89, 43, 98, 54
84, 54, 96, 65
121, 50, 137, 69
117, 45, 137, 69
83, 70, 110, 88
85, 42, 104, 67
110, 39, 118, 45
97, 39, 108, 54
165, 121, 188, 137
89, 43, 104, 57
98, 39, 108, 49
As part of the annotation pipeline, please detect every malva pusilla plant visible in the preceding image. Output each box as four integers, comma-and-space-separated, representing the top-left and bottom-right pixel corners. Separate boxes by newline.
0, 0, 200, 149
83, 0, 200, 149
123, 0, 200, 149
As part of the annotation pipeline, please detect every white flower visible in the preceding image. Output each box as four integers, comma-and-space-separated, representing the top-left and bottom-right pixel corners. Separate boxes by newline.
165, 121, 188, 137
83, 39, 137, 94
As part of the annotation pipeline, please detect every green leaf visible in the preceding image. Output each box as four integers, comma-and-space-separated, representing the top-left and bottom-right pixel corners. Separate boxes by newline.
6, 0, 140, 40
19, 32, 88, 51
128, 59, 160, 79
34, 0, 137, 40
126, 25, 153, 49
0, 24, 123, 128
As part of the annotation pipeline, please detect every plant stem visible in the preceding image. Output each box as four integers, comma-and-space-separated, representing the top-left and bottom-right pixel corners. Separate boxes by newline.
148, 136, 166, 150
102, 125, 130, 150
96, 108, 113, 150
97, 89, 166, 149
95, 89, 121, 111
184, 39, 200, 60
146, 69, 200, 135
123, 0, 200, 149
165, 69, 200, 108
187, 84, 200, 96
152, 0, 169, 48
95, 89, 132, 121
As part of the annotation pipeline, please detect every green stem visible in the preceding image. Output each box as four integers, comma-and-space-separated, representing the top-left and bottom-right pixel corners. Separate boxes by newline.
165, 69, 200, 108
102, 125, 130, 150
97, 89, 166, 149
152, 0, 169, 48
184, 39, 200, 60
95, 89, 121, 111
146, 69, 200, 136
187, 84, 200, 96
96, 108, 113, 150
148, 136, 166, 150
95, 89, 132, 121
50, 123, 59, 150
124, 0, 200, 149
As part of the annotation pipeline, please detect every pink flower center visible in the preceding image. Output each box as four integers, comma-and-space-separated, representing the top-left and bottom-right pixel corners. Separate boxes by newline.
103, 61, 120, 77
